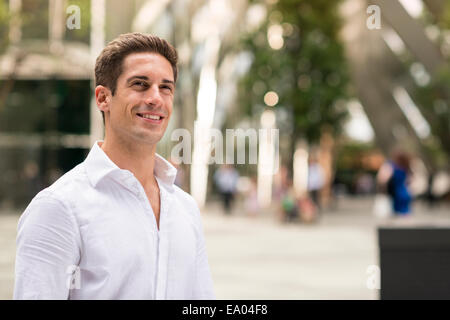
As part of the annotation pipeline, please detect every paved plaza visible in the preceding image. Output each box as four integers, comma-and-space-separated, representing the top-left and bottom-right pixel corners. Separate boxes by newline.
1, 197, 448, 300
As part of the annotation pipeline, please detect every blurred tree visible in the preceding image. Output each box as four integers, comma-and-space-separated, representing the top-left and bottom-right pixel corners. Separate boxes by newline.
238, 0, 350, 166
414, 1, 450, 164
440, 1, 450, 28
0, 0, 22, 114
21, 0, 48, 39
415, 65, 450, 163
0, 0, 9, 53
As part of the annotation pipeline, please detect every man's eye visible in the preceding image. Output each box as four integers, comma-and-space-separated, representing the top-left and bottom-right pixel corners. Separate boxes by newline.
161, 85, 173, 92
133, 81, 148, 88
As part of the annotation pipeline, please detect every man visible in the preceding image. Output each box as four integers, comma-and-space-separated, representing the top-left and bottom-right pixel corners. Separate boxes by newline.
14, 33, 215, 300
213, 165, 239, 214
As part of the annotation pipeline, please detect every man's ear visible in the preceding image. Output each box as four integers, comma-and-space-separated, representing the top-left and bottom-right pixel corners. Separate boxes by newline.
95, 85, 112, 113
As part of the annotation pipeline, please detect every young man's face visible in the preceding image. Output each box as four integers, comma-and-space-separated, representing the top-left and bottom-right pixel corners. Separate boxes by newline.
103, 52, 175, 146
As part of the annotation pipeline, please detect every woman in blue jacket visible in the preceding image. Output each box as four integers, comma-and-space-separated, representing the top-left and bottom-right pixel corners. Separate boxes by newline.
388, 152, 412, 215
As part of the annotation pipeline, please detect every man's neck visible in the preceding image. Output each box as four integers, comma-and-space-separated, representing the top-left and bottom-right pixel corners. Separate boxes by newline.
100, 133, 158, 190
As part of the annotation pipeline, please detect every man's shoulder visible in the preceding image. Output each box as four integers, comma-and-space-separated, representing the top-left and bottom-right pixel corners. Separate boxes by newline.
19, 163, 88, 230
172, 185, 198, 207
171, 185, 201, 216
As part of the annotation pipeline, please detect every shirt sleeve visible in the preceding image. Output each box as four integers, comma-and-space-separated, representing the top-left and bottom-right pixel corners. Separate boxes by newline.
14, 195, 81, 300
192, 205, 216, 300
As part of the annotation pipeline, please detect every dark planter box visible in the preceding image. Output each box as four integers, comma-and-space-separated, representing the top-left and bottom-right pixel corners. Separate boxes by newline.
378, 227, 450, 300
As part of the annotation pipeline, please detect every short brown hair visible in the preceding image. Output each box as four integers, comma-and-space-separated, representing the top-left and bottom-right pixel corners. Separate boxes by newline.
94, 33, 178, 122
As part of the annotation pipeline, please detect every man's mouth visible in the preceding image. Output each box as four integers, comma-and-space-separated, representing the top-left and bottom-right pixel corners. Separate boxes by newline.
136, 113, 164, 123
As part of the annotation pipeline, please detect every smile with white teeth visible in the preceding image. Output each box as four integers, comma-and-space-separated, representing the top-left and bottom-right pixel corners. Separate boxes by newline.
139, 114, 161, 120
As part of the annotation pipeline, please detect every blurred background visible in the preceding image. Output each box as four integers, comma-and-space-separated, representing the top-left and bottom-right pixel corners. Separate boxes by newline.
0, 0, 449, 299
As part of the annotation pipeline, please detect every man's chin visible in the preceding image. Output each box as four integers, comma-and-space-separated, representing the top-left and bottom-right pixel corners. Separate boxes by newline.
134, 131, 164, 145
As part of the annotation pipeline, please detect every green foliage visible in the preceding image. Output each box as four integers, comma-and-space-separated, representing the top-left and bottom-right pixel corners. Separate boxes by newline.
0, 0, 10, 53
21, 0, 49, 39
0, 0, 91, 45
414, 65, 450, 153
440, 1, 450, 29
238, 0, 350, 143
410, 1, 450, 162
335, 141, 378, 170
0, 80, 91, 134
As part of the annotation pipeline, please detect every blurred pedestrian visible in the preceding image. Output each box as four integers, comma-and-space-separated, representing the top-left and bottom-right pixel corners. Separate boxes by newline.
376, 161, 393, 193
214, 164, 239, 214
280, 179, 298, 223
355, 172, 375, 195
273, 164, 289, 203
297, 194, 317, 223
425, 172, 437, 208
307, 156, 325, 210
388, 152, 413, 216
245, 176, 259, 217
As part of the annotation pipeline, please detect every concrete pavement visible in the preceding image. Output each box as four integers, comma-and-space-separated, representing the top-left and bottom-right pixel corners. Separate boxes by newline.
0, 210, 18, 300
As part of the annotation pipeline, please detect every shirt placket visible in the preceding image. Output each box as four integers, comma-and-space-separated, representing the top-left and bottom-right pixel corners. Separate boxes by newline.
154, 180, 170, 300
130, 175, 170, 300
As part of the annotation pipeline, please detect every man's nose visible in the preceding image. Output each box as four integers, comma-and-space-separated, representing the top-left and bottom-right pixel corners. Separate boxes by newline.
144, 84, 163, 106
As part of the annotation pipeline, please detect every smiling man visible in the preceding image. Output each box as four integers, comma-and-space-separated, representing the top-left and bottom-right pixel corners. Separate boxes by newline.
14, 33, 215, 300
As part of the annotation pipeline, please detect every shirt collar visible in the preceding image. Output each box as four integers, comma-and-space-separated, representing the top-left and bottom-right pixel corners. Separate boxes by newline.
85, 141, 177, 189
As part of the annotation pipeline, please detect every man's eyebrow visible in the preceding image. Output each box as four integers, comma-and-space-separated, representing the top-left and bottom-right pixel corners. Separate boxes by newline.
126, 75, 149, 84
162, 79, 175, 86
126, 76, 174, 86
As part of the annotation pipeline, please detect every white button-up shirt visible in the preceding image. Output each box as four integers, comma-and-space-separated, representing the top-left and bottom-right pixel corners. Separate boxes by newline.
14, 141, 215, 300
